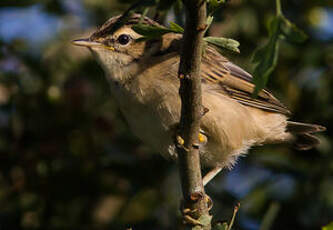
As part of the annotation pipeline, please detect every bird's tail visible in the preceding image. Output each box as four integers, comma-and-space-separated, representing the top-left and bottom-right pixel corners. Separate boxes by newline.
287, 121, 326, 150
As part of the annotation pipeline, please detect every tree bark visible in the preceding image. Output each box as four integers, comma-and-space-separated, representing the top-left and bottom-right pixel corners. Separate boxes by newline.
177, 0, 210, 229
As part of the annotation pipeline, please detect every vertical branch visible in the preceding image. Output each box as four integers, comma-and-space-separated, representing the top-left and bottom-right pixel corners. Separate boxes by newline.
177, 0, 210, 229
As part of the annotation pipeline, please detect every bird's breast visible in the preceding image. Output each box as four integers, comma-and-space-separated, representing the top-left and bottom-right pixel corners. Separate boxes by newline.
108, 74, 181, 158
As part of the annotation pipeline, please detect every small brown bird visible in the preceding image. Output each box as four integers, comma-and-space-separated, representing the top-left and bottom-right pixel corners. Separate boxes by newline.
73, 14, 325, 185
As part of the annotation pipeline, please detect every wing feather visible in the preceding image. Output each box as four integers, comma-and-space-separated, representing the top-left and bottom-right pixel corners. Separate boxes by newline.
202, 47, 291, 115
153, 35, 290, 115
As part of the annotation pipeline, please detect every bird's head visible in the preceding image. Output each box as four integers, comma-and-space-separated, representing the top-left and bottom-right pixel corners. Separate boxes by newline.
72, 14, 180, 81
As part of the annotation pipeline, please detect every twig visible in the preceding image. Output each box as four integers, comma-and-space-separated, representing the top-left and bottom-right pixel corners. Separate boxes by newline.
259, 202, 280, 230
176, 0, 211, 229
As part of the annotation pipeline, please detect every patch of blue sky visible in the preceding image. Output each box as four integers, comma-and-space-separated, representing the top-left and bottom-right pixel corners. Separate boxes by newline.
268, 174, 296, 200
210, 162, 273, 198
212, 162, 296, 200
313, 8, 333, 41
239, 213, 260, 230
0, 4, 62, 45
61, 0, 90, 27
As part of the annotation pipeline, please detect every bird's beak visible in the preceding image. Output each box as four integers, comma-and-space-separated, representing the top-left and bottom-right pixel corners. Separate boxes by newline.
71, 38, 115, 51
72, 38, 100, 47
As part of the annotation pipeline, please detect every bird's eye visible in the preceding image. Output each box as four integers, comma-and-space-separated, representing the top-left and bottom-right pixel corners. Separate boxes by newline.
117, 34, 131, 45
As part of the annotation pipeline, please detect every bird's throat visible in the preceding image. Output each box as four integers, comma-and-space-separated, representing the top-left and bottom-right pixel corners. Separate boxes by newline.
90, 48, 139, 85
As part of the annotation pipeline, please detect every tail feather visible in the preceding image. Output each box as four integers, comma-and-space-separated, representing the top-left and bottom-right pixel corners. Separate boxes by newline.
287, 121, 326, 150
294, 133, 320, 151
287, 121, 326, 134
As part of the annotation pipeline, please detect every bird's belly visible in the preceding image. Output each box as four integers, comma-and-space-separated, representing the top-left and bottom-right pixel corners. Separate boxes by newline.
125, 104, 174, 155
109, 79, 288, 169
111, 84, 179, 159
113, 87, 251, 168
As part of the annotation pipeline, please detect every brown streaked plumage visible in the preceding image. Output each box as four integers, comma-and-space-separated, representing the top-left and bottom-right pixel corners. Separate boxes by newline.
72, 14, 325, 184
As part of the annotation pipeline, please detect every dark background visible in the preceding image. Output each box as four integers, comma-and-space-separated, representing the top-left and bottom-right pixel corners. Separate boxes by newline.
0, 0, 332, 229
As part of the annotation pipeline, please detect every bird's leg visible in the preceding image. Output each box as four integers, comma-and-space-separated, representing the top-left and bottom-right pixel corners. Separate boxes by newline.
203, 167, 222, 186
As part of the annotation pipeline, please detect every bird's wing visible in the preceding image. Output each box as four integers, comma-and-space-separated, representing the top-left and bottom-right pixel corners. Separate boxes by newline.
201, 46, 291, 115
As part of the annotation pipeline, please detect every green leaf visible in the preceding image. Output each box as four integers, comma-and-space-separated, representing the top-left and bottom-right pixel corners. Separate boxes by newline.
253, 18, 280, 63
198, 214, 212, 226
252, 17, 280, 96
322, 222, 333, 230
208, 0, 226, 15
206, 16, 214, 32
132, 22, 183, 40
192, 214, 212, 230
208, 0, 226, 7
253, 39, 280, 95
251, 0, 308, 96
204, 36, 240, 53
169, 22, 184, 33
280, 16, 308, 43
132, 24, 171, 38
213, 222, 229, 230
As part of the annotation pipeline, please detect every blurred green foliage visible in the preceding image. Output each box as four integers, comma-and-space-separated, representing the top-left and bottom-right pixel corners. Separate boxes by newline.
0, 0, 332, 230
323, 222, 333, 230
252, 0, 308, 95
